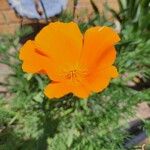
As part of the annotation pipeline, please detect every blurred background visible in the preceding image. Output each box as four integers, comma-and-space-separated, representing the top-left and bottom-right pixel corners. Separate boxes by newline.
0, 0, 150, 149
0, 0, 118, 34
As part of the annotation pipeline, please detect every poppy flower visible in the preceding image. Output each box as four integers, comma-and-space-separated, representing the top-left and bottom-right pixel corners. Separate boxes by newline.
19, 22, 120, 99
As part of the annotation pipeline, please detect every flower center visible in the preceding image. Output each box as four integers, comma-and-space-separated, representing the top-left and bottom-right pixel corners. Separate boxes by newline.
65, 70, 78, 80
64, 68, 87, 84
60, 64, 88, 83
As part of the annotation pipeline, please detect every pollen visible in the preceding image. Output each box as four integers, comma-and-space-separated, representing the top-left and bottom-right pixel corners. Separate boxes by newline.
65, 70, 78, 80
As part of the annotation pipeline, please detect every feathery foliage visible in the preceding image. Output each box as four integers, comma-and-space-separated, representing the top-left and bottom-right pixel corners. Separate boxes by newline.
0, 1, 150, 149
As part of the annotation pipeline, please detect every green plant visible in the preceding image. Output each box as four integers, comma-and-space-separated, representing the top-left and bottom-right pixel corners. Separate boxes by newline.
106, 0, 150, 37
0, 2, 150, 149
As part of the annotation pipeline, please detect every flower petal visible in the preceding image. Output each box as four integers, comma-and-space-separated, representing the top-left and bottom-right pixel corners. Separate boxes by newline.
44, 80, 91, 99
71, 82, 91, 98
80, 26, 120, 70
35, 22, 83, 68
44, 82, 70, 98
90, 46, 117, 71
19, 40, 46, 73
86, 66, 118, 93
19, 40, 60, 81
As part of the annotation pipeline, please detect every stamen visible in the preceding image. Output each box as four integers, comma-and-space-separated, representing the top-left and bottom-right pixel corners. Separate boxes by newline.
61, 64, 88, 82
65, 70, 77, 80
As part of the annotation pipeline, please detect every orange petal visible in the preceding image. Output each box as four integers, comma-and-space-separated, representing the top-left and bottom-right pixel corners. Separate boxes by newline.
19, 40, 45, 73
71, 82, 91, 98
44, 80, 91, 99
86, 66, 118, 93
80, 26, 120, 70
90, 46, 117, 72
44, 82, 70, 98
19, 40, 60, 81
35, 22, 83, 68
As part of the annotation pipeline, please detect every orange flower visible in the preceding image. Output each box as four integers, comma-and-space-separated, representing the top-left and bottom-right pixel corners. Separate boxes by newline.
19, 22, 120, 99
